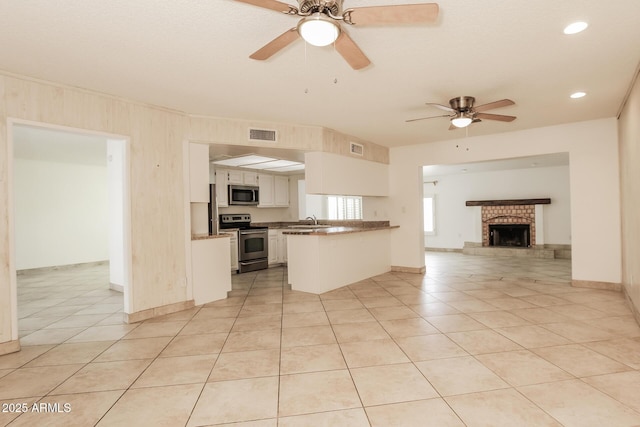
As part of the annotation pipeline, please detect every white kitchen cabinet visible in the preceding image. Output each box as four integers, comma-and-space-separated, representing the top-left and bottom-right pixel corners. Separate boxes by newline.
258, 174, 289, 208
220, 231, 238, 271
228, 170, 258, 186
227, 169, 243, 185
242, 171, 258, 186
258, 174, 275, 207
274, 176, 289, 207
277, 230, 288, 263
230, 233, 238, 271
267, 229, 288, 266
189, 143, 210, 202
215, 169, 229, 207
268, 230, 278, 265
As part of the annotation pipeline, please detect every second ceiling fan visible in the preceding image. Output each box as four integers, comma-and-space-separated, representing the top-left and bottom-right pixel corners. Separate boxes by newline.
407, 96, 517, 130
235, 0, 439, 70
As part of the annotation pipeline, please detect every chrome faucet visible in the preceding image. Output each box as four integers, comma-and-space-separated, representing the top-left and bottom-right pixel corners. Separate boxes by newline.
305, 214, 318, 225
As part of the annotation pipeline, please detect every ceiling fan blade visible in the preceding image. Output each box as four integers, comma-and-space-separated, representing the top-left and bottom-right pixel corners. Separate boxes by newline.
473, 99, 515, 112
234, 0, 293, 13
406, 114, 451, 123
475, 112, 517, 122
249, 28, 299, 60
426, 102, 455, 113
347, 3, 439, 26
334, 32, 371, 70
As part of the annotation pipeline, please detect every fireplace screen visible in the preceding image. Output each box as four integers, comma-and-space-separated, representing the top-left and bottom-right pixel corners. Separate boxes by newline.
489, 224, 530, 247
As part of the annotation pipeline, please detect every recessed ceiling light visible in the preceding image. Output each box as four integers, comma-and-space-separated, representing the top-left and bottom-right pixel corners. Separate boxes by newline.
570, 92, 586, 99
211, 155, 305, 171
266, 164, 306, 172
564, 21, 588, 35
211, 154, 276, 167
242, 159, 299, 169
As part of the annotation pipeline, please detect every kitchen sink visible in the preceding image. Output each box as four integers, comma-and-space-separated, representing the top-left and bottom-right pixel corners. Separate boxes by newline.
288, 224, 332, 229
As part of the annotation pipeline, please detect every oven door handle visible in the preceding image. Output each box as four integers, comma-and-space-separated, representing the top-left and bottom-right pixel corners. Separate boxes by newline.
239, 230, 267, 236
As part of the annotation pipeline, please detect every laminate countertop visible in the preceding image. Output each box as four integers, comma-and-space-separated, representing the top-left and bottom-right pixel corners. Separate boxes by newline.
191, 233, 232, 241
282, 225, 399, 236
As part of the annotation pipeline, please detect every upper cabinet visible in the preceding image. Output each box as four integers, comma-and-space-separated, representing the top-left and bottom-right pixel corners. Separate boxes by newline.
258, 174, 289, 208
258, 174, 274, 207
215, 169, 229, 207
189, 143, 210, 202
228, 170, 258, 186
274, 176, 290, 206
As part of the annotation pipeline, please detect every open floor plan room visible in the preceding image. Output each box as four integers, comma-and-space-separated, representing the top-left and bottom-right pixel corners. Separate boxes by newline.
2, 253, 640, 426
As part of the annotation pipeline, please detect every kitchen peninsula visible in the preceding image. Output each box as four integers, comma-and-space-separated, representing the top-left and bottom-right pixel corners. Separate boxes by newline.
284, 222, 399, 294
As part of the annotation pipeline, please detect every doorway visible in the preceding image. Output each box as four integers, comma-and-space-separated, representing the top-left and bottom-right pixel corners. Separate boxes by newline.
8, 120, 132, 344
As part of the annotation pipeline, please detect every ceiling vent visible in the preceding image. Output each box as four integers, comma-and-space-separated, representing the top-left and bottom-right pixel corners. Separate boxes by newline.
350, 142, 364, 156
248, 128, 277, 142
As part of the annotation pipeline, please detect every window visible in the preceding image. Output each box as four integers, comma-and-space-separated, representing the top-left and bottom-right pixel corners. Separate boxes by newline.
327, 196, 362, 220
424, 195, 435, 234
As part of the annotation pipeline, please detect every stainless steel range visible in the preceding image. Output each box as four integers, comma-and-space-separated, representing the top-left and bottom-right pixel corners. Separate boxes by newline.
219, 214, 268, 273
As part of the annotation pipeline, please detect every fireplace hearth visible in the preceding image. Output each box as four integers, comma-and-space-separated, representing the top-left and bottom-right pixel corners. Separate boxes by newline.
489, 224, 530, 247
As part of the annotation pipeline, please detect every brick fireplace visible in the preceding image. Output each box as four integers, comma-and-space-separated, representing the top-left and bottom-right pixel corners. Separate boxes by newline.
482, 205, 536, 247
465, 198, 551, 248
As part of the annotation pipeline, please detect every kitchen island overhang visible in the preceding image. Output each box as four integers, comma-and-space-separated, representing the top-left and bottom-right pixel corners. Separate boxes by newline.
285, 225, 399, 294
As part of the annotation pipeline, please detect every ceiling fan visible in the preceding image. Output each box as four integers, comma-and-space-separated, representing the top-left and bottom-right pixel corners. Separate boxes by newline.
407, 96, 517, 129
234, 0, 439, 70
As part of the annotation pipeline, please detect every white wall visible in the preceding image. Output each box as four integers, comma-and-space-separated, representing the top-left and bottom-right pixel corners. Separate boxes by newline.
305, 152, 389, 196
424, 165, 571, 249
13, 157, 109, 270
389, 118, 621, 285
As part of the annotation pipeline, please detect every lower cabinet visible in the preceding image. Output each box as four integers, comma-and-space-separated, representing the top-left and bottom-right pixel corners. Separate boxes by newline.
268, 229, 288, 266
268, 230, 278, 265
220, 231, 238, 271
277, 231, 288, 263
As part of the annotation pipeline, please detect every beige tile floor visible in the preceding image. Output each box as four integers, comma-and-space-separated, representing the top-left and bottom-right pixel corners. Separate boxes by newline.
2, 253, 640, 426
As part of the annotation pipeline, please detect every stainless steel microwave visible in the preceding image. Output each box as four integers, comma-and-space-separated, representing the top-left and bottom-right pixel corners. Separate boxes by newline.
229, 185, 259, 205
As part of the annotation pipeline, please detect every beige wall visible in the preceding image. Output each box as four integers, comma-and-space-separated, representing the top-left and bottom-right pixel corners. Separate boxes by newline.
618, 68, 640, 318
0, 75, 189, 347
0, 72, 388, 348
389, 118, 622, 285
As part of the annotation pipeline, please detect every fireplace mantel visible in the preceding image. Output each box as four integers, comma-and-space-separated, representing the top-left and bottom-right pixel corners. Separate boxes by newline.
465, 198, 551, 207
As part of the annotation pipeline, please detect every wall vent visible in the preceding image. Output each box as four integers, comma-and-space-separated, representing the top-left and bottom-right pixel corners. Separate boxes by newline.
350, 142, 364, 156
248, 128, 277, 142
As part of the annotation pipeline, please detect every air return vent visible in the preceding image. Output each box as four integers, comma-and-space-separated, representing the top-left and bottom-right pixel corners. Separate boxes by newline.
350, 142, 364, 156
248, 128, 277, 142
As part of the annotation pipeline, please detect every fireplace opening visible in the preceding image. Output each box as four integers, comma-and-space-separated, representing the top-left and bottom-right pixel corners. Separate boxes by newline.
489, 224, 530, 247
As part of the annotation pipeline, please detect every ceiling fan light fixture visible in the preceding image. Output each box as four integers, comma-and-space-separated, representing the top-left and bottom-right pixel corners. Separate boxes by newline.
563, 21, 588, 35
298, 13, 340, 47
451, 115, 473, 128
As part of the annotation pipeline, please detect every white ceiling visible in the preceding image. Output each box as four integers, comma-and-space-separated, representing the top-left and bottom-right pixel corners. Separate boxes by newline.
1, 0, 639, 149
423, 152, 569, 178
